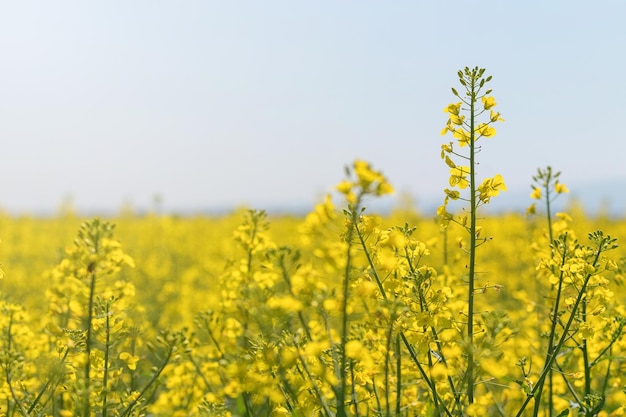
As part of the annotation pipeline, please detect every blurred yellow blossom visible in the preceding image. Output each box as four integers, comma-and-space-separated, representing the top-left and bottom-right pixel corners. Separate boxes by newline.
555, 182, 569, 193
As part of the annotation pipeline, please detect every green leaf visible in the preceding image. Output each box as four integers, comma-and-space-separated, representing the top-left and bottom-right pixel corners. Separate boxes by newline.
556, 409, 569, 417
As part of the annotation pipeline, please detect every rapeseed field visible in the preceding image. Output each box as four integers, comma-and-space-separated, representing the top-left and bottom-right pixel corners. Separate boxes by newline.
0, 68, 624, 416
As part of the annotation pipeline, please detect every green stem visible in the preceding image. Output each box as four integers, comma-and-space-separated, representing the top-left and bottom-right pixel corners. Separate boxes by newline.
102, 301, 111, 417
350, 361, 360, 417
534, 234, 569, 415
467, 70, 478, 405
545, 171, 554, 247
532, 167, 560, 416
395, 334, 402, 416
442, 227, 449, 269
384, 317, 393, 417
337, 205, 358, 417
372, 376, 383, 415
425, 339, 440, 414
582, 301, 591, 398
545, 170, 556, 416
355, 223, 386, 298
84, 268, 97, 417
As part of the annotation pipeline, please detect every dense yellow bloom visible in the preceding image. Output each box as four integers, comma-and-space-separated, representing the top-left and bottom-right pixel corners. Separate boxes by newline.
267, 295, 304, 312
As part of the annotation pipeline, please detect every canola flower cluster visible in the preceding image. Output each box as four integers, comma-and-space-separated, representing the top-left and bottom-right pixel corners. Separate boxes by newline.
0, 67, 624, 416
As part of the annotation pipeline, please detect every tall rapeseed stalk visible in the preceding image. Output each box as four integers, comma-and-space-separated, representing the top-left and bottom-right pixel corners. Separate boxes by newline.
439, 66, 506, 405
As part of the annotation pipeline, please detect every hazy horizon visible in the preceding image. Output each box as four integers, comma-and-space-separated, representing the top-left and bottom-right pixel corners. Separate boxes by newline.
4, 177, 624, 219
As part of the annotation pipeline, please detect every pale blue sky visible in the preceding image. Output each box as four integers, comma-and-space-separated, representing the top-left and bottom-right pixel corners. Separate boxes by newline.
1, 2, 624, 214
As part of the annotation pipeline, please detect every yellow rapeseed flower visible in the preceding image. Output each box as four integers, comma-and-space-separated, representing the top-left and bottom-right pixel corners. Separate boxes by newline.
490, 109, 504, 122
375, 181, 394, 196
477, 174, 507, 203
482, 95, 496, 110
444, 102, 462, 115
453, 127, 471, 147
475, 123, 496, 138
555, 182, 569, 193
336, 180, 353, 195
440, 142, 453, 157
444, 188, 460, 200
449, 166, 470, 189
119, 352, 140, 370
530, 187, 542, 200
437, 205, 453, 227
354, 160, 379, 188
345, 340, 365, 359
450, 114, 464, 125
